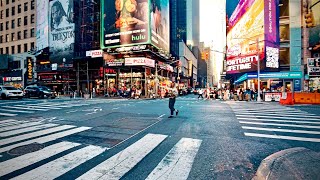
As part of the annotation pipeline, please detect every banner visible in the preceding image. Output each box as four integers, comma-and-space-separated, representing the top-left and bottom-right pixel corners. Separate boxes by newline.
36, 0, 49, 51
308, 58, 320, 76
26, 57, 34, 81
49, 0, 75, 65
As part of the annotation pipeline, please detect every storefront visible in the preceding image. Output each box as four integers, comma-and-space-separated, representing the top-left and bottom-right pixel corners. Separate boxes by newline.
0, 70, 24, 89
306, 58, 320, 92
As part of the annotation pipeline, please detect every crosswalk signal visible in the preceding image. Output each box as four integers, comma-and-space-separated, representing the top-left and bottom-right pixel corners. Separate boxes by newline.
305, 11, 316, 28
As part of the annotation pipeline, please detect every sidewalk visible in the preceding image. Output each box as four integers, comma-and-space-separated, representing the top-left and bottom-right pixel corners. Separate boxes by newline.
253, 147, 320, 180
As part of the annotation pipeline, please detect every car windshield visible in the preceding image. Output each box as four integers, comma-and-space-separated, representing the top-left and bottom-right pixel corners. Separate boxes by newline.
3, 87, 18, 90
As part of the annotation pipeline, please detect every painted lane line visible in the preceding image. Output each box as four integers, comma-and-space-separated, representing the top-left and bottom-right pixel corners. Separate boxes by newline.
232, 109, 303, 113
237, 117, 320, 124
13, 145, 106, 180
242, 126, 320, 135
146, 138, 202, 180
236, 114, 320, 120
0, 119, 18, 124
0, 125, 76, 146
0, 122, 43, 133
0, 121, 28, 127
0, 126, 91, 153
234, 111, 313, 115
0, 141, 81, 177
0, 112, 17, 117
244, 132, 320, 143
0, 124, 59, 137
239, 121, 320, 129
12, 105, 61, 110
77, 133, 168, 180
0, 109, 35, 114
157, 114, 166, 119
2, 106, 48, 111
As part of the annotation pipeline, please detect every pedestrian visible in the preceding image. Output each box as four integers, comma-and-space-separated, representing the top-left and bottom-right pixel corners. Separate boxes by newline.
168, 83, 179, 118
198, 89, 204, 99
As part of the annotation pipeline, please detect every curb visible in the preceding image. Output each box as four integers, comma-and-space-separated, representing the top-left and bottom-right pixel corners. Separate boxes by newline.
252, 147, 307, 180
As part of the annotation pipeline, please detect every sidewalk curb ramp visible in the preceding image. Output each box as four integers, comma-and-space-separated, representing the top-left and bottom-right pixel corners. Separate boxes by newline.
253, 147, 320, 180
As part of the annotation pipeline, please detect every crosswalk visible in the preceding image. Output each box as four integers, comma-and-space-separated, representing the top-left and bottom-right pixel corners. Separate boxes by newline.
0, 99, 122, 117
0, 119, 202, 179
228, 102, 320, 143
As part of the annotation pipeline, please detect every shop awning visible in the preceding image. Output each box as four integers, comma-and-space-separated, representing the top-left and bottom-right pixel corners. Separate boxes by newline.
235, 71, 303, 84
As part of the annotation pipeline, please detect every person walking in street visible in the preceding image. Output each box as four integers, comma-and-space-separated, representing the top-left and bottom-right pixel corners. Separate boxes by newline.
168, 83, 179, 118
198, 89, 204, 99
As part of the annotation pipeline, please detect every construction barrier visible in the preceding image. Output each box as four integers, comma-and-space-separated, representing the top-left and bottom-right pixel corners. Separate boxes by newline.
279, 92, 294, 105
294, 93, 320, 105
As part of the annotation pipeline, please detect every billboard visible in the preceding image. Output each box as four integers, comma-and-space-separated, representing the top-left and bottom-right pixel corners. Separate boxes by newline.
226, 0, 279, 74
150, 0, 170, 52
26, 57, 34, 81
309, 0, 320, 50
101, 0, 170, 53
36, 0, 49, 51
49, 0, 75, 65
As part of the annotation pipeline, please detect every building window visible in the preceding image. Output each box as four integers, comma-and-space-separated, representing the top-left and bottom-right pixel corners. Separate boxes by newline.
11, 6, 15, 16
31, 42, 34, 50
17, 31, 21, 40
0, 23, 3, 31
24, 16, 27, 25
11, 19, 15, 29
17, 45, 21, 53
11, 46, 15, 54
0, 48, 3, 54
5, 21, 9, 30
12, 0, 15, 3
31, 0, 35, 10
6, 34, 9, 42
31, 14, 35, 23
0, 35, 2, 43
11, 32, 14, 41
18, 4, 21, 13
17, 18, 21, 27
5, 8, 9, 17
6, 0, 9, 4
6, 47, 9, 54
24, 43, 28, 52
30, 28, 35, 37
24, 2, 28, 12
23, 30, 27, 39
0, 10, 3, 19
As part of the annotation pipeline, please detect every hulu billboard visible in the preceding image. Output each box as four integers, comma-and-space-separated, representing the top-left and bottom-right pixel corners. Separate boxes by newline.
101, 0, 170, 53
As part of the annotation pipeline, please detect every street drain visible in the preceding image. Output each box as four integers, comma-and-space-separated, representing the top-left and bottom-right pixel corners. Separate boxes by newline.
7, 143, 45, 156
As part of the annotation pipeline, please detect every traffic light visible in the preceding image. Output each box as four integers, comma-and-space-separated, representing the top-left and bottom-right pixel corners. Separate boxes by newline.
305, 11, 316, 28
205, 53, 209, 60
201, 52, 206, 60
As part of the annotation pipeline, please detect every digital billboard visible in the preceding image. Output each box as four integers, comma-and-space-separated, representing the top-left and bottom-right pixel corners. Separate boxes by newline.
101, 0, 150, 49
150, 0, 170, 52
49, 0, 75, 65
36, 0, 49, 51
309, 0, 320, 50
226, 0, 279, 74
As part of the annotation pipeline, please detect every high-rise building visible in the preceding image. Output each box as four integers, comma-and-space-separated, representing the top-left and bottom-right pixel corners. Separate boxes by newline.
0, 0, 36, 55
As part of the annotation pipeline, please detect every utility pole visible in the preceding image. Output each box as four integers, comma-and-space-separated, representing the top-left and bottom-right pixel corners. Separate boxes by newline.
257, 37, 261, 102
155, 63, 158, 98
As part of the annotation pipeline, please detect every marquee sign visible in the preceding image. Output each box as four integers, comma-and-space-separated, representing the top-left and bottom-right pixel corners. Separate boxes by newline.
27, 57, 33, 81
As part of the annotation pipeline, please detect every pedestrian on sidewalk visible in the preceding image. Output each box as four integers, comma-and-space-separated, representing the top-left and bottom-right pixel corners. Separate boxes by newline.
168, 83, 179, 118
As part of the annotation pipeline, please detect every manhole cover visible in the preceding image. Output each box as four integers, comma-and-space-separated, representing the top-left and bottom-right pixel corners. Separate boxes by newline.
7, 143, 45, 156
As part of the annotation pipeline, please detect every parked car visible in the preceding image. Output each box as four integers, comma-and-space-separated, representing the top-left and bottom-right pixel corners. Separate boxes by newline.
24, 86, 56, 99
0, 85, 24, 99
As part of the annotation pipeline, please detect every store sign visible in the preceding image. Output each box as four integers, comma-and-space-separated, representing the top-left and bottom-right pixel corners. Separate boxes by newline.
115, 45, 147, 52
119, 73, 143, 78
125, 57, 155, 68
106, 59, 124, 66
264, 92, 281, 102
27, 57, 33, 80
3, 77, 22, 82
159, 62, 174, 72
307, 58, 320, 76
86, 50, 103, 58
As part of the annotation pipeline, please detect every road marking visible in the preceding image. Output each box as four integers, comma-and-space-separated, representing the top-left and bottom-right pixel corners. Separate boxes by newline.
0, 112, 17, 117
12, 105, 61, 110
77, 133, 167, 180
0, 119, 18, 124
234, 111, 312, 115
13, 145, 106, 180
232, 109, 302, 113
0, 108, 35, 114
158, 114, 166, 119
244, 132, 320, 143
0, 125, 75, 146
0, 122, 43, 133
237, 117, 320, 124
0, 121, 27, 127
242, 126, 320, 135
146, 138, 202, 180
236, 114, 320, 120
0, 141, 81, 177
239, 121, 320, 129
2, 106, 48, 111
0, 126, 91, 153
0, 123, 59, 137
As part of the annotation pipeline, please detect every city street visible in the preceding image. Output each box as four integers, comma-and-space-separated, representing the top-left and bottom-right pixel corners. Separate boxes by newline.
0, 96, 319, 179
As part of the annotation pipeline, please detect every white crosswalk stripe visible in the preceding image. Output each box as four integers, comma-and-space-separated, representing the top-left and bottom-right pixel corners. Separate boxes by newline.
229, 102, 320, 143
0, 122, 43, 132
0, 121, 28, 128
0, 129, 203, 179
0, 112, 17, 117
0, 119, 18, 124
0, 123, 59, 137
0, 108, 35, 114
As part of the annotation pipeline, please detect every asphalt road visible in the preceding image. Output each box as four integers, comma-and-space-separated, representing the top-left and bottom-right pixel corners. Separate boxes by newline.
0, 95, 319, 179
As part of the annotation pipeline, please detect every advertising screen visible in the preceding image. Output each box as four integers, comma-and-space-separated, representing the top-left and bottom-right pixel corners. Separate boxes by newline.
150, 0, 170, 52
101, 0, 150, 49
49, 0, 75, 65
36, 0, 49, 51
309, 0, 320, 49
226, 0, 279, 74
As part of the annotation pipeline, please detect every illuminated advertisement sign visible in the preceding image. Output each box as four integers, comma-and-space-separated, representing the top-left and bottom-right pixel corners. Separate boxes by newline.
226, 0, 279, 74
309, 0, 320, 50
49, 0, 75, 65
125, 57, 155, 67
27, 57, 34, 81
101, 0, 170, 53
36, 0, 49, 51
